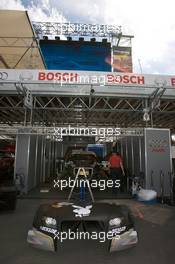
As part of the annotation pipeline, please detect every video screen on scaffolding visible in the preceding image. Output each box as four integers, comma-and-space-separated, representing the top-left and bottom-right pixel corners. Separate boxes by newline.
40, 39, 112, 72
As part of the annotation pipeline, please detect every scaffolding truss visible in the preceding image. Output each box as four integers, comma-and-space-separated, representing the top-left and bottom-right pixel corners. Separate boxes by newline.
32, 22, 122, 38
0, 89, 175, 130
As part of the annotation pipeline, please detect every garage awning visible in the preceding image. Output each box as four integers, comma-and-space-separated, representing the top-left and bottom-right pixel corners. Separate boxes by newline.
0, 70, 175, 130
0, 10, 45, 69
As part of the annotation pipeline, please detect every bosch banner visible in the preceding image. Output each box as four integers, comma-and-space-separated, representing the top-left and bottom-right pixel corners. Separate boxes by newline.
0, 69, 175, 87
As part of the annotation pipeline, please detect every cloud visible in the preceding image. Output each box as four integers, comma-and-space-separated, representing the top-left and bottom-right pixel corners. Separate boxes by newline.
0, 0, 67, 22
0, 0, 24, 10
50, 0, 105, 23
27, 0, 67, 22
0, 0, 175, 74
50, 0, 175, 74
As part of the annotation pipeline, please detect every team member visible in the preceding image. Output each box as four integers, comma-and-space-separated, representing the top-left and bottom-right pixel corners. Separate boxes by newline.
108, 149, 125, 193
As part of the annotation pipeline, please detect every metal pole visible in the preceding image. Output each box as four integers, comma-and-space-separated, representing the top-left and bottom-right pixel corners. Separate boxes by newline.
131, 137, 134, 176
169, 171, 174, 204
55, 140, 59, 176
43, 137, 46, 183
53, 138, 56, 177
47, 139, 51, 181
120, 137, 124, 157
51, 136, 55, 178
24, 108, 27, 126
52, 136, 55, 178
40, 135, 44, 183
139, 136, 142, 173
30, 108, 33, 126
125, 137, 129, 192
160, 170, 164, 204
145, 99, 148, 128
125, 137, 129, 169
151, 112, 154, 127
34, 134, 38, 187
150, 170, 154, 188
61, 141, 64, 172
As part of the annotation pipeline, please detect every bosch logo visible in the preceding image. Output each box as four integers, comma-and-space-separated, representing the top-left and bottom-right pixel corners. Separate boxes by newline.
0, 72, 8, 80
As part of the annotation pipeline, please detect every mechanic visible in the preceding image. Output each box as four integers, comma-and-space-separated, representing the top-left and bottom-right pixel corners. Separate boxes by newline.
108, 149, 125, 193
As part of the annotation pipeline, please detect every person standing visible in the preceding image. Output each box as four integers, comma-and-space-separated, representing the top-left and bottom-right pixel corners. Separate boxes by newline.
108, 150, 125, 193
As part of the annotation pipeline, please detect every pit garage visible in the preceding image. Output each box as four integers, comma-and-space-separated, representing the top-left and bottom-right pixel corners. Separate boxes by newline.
0, 69, 174, 202
0, 10, 175, 264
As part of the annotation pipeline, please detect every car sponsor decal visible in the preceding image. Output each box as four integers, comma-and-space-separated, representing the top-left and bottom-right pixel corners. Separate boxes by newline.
40, 226, 57, 235
111, 226, 126, 234
52, 202, 73, 208
72, 205, 92, 217
0, 71, 8, 80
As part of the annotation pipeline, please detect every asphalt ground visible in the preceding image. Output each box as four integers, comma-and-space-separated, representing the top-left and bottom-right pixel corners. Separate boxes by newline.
0, 198, 175, 264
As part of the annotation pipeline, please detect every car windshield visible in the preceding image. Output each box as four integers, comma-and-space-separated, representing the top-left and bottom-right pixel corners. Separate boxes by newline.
70, 154, 96, 161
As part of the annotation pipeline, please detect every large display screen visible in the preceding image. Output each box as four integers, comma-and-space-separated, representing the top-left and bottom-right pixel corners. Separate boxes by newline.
112, 46, 132, 72
40, 39, 111, 72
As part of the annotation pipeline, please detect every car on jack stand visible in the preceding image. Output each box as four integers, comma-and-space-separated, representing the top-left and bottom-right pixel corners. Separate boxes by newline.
63, 150, 98, 179
63, 150, 109, 182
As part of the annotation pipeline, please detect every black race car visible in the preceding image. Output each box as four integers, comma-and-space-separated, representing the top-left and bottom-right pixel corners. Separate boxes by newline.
27, 201, 138, 252
63, 150, 98, 179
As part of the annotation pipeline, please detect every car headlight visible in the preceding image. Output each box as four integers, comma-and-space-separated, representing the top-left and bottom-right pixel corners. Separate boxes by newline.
109, 218, 121, 227
43, 217, 57, 227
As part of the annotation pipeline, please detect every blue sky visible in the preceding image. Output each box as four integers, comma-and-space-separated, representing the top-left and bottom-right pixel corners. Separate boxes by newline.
0, 0, 175, 75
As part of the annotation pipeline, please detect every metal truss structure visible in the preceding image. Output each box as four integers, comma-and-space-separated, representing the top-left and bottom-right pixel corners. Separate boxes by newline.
0, 36, 38, 48
0, 82, 175, 133
0, 36, 39, 69
32, 22, 134, 49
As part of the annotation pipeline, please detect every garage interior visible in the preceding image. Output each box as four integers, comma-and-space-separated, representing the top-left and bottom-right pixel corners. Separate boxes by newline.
0, 92, 173, 201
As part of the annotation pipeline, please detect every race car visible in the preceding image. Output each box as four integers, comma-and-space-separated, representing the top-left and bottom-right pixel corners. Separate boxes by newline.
63, 150, 109, 182
63, 150, 98, 178
27, 201, 138, 252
